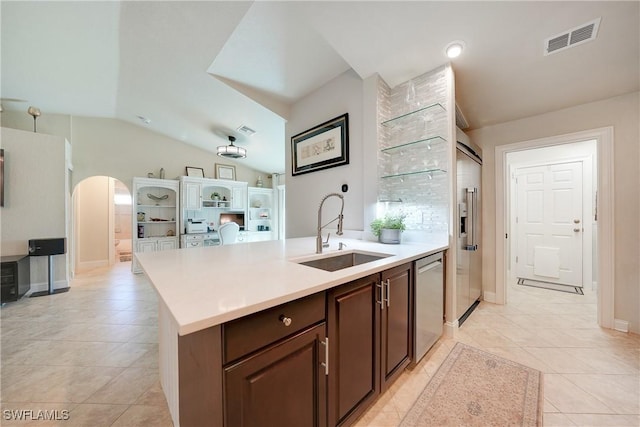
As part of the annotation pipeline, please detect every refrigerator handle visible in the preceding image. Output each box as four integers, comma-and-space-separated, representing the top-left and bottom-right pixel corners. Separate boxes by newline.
465, 188, 478, 251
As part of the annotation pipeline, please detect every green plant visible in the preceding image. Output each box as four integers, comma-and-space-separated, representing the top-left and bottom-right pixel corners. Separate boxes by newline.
370, 214, 406, 237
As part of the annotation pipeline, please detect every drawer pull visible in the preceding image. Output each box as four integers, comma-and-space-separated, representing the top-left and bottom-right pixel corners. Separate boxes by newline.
279, 315, 292, 327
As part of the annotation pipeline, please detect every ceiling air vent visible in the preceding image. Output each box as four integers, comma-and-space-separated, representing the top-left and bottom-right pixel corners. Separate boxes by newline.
236, 124, 256, 136
544, 18, 601, 56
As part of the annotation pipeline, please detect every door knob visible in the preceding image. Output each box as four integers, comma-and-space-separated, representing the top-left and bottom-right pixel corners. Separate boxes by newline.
573, 228, 581, 232
574, 219, 581, 224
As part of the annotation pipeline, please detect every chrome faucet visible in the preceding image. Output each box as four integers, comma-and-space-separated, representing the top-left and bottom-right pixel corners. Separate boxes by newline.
316, 193, 344, 254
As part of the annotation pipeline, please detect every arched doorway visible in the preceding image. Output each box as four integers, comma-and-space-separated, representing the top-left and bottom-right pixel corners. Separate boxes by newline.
72, 176, 132, 274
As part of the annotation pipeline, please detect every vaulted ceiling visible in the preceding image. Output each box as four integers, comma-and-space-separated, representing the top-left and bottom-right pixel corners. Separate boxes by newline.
2, 1, 638, 174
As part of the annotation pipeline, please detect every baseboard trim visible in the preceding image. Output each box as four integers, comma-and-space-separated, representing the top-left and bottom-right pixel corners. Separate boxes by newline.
77, 260, 109, 271
444, 320, 459, 338
614, 319, 629, 333
27, 280, 70, 294
483, 291, 496, 303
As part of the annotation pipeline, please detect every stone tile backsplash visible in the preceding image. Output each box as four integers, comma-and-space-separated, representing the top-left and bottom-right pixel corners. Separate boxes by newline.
377, 67, 450, 234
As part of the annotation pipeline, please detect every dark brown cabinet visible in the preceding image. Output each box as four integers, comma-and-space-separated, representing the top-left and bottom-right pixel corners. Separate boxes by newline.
327, 263, 413, 427
1, 255, 30, 303
224, 323, 327, 427
380, 263, 413, 388
174, 263, 417, 427
327, 274, 380, 427
222, 292, 327, 427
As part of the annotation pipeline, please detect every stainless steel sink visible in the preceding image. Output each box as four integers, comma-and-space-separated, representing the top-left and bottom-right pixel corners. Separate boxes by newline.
297, 251, 391, 272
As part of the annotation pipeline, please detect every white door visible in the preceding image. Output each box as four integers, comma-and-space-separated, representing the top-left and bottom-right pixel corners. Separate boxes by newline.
515, 161, 583, 286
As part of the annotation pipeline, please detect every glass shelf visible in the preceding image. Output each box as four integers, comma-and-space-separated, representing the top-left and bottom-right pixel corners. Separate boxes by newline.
381, 136, 446, 154
380, 102, 446, 128
380, 168, 447, 180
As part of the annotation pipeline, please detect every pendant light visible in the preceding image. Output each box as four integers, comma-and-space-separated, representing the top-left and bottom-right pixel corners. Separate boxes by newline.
217, 135, 246, 159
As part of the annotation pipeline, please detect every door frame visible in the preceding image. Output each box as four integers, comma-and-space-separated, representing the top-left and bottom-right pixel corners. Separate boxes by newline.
495, 127, 614, 329
510, 154, 594, 288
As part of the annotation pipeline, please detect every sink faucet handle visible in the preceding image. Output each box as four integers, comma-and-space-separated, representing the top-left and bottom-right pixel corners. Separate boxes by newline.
338, 242, 347, 250
323, 232, 331, 248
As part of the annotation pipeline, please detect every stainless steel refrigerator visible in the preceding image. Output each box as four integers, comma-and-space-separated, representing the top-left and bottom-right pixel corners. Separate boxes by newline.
456, 141, 482, 324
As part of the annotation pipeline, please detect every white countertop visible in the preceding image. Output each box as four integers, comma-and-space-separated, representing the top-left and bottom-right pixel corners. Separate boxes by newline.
136, 237, 448, 335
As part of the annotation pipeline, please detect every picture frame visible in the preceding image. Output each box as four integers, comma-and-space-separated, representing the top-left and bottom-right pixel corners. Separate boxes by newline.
216, 163, 236, 181
291, 113, 349, 176
185, 166, 205, 178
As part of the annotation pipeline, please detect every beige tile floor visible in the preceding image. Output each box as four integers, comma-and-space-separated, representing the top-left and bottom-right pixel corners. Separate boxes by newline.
1, 262, 172, 426
357, 280, 640, 427
2, 262, 638, 426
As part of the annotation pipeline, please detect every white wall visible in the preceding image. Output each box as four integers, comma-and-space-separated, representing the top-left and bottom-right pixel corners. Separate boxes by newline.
285, 69, 366, 238
0, 112, 274, 192
74, 176, 110, 270
0, 127, 69, 290
468, 91, 640, 333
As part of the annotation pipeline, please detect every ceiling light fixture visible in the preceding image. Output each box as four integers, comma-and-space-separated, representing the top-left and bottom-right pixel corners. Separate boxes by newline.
445, 41, 465, 59
217, 135, 246, 159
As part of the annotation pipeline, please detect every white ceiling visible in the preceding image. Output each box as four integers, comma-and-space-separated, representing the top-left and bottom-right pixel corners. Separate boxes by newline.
2, 1, 638, 174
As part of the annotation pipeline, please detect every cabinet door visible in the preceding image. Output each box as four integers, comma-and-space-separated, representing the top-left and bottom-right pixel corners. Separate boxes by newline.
380, 263, 412, 390
137, 240, 157, 253
183, 181, 202, 210
158, 238, 177, 251
231, 186, 246, 210
224, 323, 327, 427
327, 274, 380, 427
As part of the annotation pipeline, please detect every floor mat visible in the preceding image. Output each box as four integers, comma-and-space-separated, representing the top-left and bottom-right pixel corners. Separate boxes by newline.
399, 342, 543, 426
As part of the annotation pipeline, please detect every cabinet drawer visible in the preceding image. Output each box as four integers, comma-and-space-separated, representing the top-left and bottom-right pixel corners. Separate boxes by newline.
183, 234, 204, 242
223, 291, 325, 364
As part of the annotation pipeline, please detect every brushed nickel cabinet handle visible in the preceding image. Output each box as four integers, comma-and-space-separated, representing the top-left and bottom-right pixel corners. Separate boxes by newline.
376, 282, 385, 310
320, 337, 329, 375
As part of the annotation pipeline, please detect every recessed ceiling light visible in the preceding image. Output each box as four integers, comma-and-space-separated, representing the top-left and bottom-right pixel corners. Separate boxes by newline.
445, 41, 465, 59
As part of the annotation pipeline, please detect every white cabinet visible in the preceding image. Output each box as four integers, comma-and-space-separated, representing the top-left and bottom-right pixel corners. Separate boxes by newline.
181, 234, 205, 248
158, 238, 178, 251
247, 187, 275, 241
179, 177, 248, 246
137, 240, 157, 253
231, 185, 247, 210
132, 177, 179, 273
183, 180, 202, 210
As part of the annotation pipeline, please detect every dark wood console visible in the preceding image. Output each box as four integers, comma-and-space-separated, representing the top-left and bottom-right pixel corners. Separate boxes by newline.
1, 255, 31, 303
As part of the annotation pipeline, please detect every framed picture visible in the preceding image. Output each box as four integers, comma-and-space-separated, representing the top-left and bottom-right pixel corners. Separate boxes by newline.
291, 113, 349, 176
216, 163, 236, 181
185, 166, 205, 178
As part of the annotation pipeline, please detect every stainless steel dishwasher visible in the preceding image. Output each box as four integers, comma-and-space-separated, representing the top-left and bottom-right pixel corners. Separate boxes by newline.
414, 252, 444, 363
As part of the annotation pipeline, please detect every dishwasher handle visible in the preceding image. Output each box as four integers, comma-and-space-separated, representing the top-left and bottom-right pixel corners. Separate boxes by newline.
417, 260, 442, 275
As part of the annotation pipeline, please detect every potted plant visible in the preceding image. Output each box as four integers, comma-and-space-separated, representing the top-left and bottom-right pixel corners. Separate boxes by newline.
370, 214, 406, 244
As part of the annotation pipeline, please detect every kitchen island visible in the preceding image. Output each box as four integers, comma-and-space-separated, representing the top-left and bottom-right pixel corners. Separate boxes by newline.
136, 236, 448, 427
